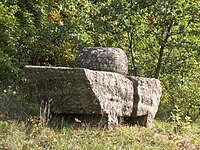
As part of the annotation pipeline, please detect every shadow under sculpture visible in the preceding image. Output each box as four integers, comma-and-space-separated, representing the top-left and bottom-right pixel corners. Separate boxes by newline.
25, 47, 162, 128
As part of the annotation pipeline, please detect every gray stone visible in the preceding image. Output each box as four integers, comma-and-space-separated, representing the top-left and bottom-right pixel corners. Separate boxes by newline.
25, 66, 134, 128
127, 76, 162, 127
74, 47, 128, 75
25, 65, 162, 128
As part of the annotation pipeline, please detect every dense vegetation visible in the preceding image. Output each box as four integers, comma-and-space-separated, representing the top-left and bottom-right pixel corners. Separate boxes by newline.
0, 0, 199, 148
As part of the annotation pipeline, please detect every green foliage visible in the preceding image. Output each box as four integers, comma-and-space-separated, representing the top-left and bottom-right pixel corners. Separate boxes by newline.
0, 0, 79, 84
0, 0, 199, 122
0, 2, 21, 81
0, 84, 39, 120
133, 0, 200, 121
170, 105, 192, 133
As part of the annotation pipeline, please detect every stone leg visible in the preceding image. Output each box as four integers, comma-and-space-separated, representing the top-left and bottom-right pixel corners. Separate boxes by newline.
121, 113, 153, 127
107, 113, 119, 128
51, 113, 117, 129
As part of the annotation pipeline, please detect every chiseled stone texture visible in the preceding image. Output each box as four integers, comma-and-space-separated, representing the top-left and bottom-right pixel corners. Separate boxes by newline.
127, 76, 162, 127
25, 65, 162, 128
74, 47, 128, 75
25, 66, 134, 128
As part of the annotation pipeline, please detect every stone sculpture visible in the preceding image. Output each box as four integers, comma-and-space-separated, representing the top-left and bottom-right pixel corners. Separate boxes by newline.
25, 47, 162, 128
75, 47, 128, 75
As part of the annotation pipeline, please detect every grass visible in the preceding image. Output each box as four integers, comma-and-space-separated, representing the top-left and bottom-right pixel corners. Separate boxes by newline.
0, 88, 199, 150
0, 113, 200, 150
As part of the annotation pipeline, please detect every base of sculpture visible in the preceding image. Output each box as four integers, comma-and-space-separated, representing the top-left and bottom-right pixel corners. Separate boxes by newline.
25, 65, 162, 128
51, 113, 149, 128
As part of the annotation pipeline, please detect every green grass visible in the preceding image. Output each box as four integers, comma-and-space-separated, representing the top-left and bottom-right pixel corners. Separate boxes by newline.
0, 114, 200, 150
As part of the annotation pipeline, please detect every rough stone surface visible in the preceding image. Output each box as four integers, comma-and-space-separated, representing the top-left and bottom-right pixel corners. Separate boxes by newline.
25, 66, 134, 128
74, 47, 128, 75
25, 63, 162, 128
127, 76, 162, 127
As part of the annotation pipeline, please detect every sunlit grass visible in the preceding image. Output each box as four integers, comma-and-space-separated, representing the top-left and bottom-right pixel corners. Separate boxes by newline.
0, 114, 199, 150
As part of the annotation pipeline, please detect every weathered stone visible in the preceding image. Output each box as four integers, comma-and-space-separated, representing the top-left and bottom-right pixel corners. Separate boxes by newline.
25, 66, 134, 128
74, 47, 128, 75
25, 65, 162, 128
127, 76, 162, 127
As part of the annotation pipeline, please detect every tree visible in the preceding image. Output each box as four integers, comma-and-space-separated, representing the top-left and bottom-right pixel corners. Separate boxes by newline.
0, 0, 199, 120
133, 0, 200, 119
135, 0, 199, 78
0, 2, 21, 83
83, 0, 200, 119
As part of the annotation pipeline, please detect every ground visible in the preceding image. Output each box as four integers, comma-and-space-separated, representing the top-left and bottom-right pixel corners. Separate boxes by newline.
0, 113, 199, 150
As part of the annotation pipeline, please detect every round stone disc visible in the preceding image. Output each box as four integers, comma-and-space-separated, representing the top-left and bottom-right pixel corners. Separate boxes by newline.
75, 47, 128, 75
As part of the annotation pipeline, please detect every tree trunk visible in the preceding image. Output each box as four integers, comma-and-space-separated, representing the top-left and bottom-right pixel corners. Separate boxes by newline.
154, 24, 172, 79
129, 0, 137, 75
129, 32, 137, 76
